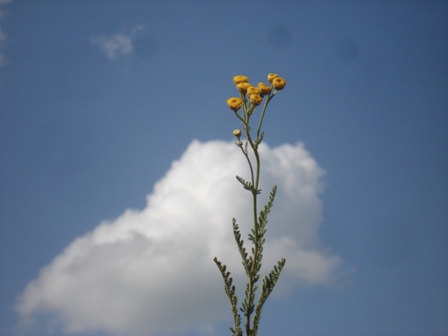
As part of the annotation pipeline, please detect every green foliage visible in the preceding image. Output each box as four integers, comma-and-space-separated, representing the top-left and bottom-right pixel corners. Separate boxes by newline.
236, 175, 261, 194
252, 258, 286, 335
216, 74, 287, 336
213, 257, 243, 336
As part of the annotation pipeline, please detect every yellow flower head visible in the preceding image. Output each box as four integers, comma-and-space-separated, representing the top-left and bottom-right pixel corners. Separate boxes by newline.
227, 97, 244, 111
249, 94, 263, 107
267, 73, 278, 83
272, 77, 287, 90
257, 82, 272, 97
236, 82, 251, 93
233, 75, 249, 85
246, 86, 261, 96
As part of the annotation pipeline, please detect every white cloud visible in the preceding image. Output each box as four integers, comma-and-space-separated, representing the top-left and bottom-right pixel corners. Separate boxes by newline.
16, 140, 342, 335
90, 25, 143, 60
0, 0, 11, 68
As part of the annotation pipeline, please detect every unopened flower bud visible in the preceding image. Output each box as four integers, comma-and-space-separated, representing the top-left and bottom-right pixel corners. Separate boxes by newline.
233, 129, 242, 139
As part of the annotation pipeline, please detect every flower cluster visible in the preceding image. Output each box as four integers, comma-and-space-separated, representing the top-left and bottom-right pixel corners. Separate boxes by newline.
226, 73, 286, 112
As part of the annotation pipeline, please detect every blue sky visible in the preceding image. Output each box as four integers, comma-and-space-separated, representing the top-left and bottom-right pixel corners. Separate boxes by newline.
0, 1, 447, 336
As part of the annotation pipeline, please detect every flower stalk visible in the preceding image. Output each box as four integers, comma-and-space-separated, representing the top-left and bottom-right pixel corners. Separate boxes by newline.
214, 73, 287, 336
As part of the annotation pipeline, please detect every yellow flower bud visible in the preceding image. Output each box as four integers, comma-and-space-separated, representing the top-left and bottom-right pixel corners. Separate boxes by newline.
257, 82, 272, 97
267, 73, 278, 83
227, 97, 244, 111
272, 77, 287, 90
233, 75, 249, 85
249, 94, 263, 106
233, 129, 242, 138
236, 82, 251, 93
246, 86, 261, 96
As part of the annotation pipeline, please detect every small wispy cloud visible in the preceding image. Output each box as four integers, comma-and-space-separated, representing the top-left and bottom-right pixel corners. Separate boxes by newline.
0, 0, 11, 68
16, 140, 342, 335
90, 25, 143, 60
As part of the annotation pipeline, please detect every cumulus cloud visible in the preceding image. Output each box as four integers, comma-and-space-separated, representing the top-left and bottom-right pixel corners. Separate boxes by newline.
16, 140, 342, 335
90, 25, 143, 60
0, 0, 11, 68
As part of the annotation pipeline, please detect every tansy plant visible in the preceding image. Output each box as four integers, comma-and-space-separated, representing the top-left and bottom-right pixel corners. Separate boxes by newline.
214, 73, 287, 336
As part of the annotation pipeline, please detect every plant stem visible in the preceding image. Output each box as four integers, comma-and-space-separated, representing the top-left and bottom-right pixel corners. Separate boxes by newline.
244, 130, 261, 336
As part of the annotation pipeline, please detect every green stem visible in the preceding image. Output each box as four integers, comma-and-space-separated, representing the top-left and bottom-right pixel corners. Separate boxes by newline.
256, 90, 275, 143
245, 140, 261, 336
249, 189, 259, 335
242, 148, 255, 188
